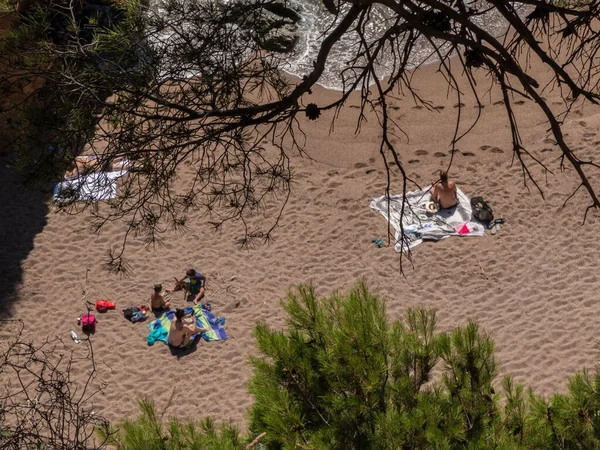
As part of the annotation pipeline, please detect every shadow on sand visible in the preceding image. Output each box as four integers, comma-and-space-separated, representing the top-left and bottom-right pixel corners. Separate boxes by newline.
0, 153, 50, 317
168, 335, 201, 358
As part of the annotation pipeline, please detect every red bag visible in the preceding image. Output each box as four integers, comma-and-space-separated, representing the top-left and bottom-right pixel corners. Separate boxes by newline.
96, 300, 115, 313
81, 313, 97, 333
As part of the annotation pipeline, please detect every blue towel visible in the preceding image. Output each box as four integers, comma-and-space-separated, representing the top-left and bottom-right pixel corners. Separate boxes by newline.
147, 325, 168, 346
147, 307, 227, 346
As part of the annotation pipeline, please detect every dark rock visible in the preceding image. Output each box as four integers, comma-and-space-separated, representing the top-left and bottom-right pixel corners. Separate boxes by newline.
260, 22, 298, 53
262, 2, 301, 22
230, 1, 301, 53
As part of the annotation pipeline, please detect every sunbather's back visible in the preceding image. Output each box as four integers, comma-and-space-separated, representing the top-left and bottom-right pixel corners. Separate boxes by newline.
431, 171, 458, 209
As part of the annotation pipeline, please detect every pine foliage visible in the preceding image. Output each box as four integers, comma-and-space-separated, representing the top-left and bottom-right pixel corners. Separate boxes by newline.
97, 399, 245, 450
247, 283, 600, 450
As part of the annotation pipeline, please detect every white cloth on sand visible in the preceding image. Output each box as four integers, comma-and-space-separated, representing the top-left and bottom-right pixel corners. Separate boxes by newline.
53, 168, 128, 203
370, 186, 485, 252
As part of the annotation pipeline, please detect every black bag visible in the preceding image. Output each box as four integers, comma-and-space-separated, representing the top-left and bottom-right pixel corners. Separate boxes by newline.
123, 307, 141, 322
471, 196, 494, 223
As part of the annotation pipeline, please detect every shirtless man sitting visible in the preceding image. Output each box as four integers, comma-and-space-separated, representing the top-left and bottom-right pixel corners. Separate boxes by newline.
430, 170, 458, 209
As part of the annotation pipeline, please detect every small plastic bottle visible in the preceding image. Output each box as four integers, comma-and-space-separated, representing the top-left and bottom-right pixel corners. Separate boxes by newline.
70, 331, 81, 344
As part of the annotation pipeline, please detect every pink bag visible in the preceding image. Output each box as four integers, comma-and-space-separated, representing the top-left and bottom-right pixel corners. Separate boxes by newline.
81, 313, 97, 333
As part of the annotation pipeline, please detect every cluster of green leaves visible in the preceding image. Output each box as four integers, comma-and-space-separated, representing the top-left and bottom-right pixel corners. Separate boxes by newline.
1, 0, 150, 183
246, 283, 600, 449
97, 399, 246, 450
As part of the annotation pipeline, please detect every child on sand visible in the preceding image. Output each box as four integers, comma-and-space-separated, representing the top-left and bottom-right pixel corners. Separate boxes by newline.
150, 283, 171, 313
173, 268, 207, 304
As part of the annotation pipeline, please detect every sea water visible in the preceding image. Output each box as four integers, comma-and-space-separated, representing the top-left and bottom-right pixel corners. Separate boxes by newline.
152, 0, 528, 90
281, 0, 526, 90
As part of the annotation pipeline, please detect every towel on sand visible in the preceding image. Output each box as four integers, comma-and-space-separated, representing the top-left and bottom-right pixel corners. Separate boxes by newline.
370, 187, 485, 252
53, 156, 129, 203
147, 305, 227, 346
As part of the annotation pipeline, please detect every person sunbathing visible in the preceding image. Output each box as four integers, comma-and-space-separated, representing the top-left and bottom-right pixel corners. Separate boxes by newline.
173, 268, 207, 304
150, 283, 170, 313
168, 308, 209, 349
64, 155, 130, 179
430, 170, 458, 209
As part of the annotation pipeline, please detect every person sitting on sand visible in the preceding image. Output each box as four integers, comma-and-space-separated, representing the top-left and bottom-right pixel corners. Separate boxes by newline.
168, 308, 209, 349
150, 283, 170, 313
430, 170, 458, 209
173, 268, 207, 304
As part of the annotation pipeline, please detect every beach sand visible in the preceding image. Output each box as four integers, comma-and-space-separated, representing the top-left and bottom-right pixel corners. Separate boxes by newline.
2, 54, 600, 428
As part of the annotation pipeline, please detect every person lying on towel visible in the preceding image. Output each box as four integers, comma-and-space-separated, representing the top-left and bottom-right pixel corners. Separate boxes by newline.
64, 155, 129, 180
173, 268, 207, 304
430, 170, 458, 209
168, 308, 209, 349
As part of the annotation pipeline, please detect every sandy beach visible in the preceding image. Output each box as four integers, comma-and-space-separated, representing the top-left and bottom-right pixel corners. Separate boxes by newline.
2, 51, 600, 429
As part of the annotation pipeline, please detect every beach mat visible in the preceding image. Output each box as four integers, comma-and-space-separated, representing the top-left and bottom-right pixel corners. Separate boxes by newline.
53, 157, 129, 203
147, 305, 227, 346
370, 187, 485, 252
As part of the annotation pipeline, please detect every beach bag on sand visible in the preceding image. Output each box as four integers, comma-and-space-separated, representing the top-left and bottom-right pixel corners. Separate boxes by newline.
81, 313, 97, 333
123, 307, 140, 322
96, 300, 115, 313
471, 196, 494, 223
123, 307, 148, 323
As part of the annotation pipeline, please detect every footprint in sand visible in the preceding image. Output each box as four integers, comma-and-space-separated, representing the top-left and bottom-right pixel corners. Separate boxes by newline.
514, 100, 525, 105
541, 148, 553, 153
490, 147, 504, 153
480, 145, 491, 151
454, 103, 465, 108
415, 149, 429, 156
433, 152, 446, 157
434, 105, 445, 110
349, 105, 360, 109
354, 162, 367, 169
463, 152, 475, 157
543, 138, 557, 145
412, 105, 423, 110
552, 101, 562, 106
369, 157, 376, 163
579, 121, 587, 126
408, 159, 420, 164
450, 148, 460, 154
583, 132, 596, 138
493, 100, 505, 105
389, 105, 400, 110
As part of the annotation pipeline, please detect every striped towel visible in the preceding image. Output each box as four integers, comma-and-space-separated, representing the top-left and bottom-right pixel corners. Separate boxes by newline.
147, 306, 227, 346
